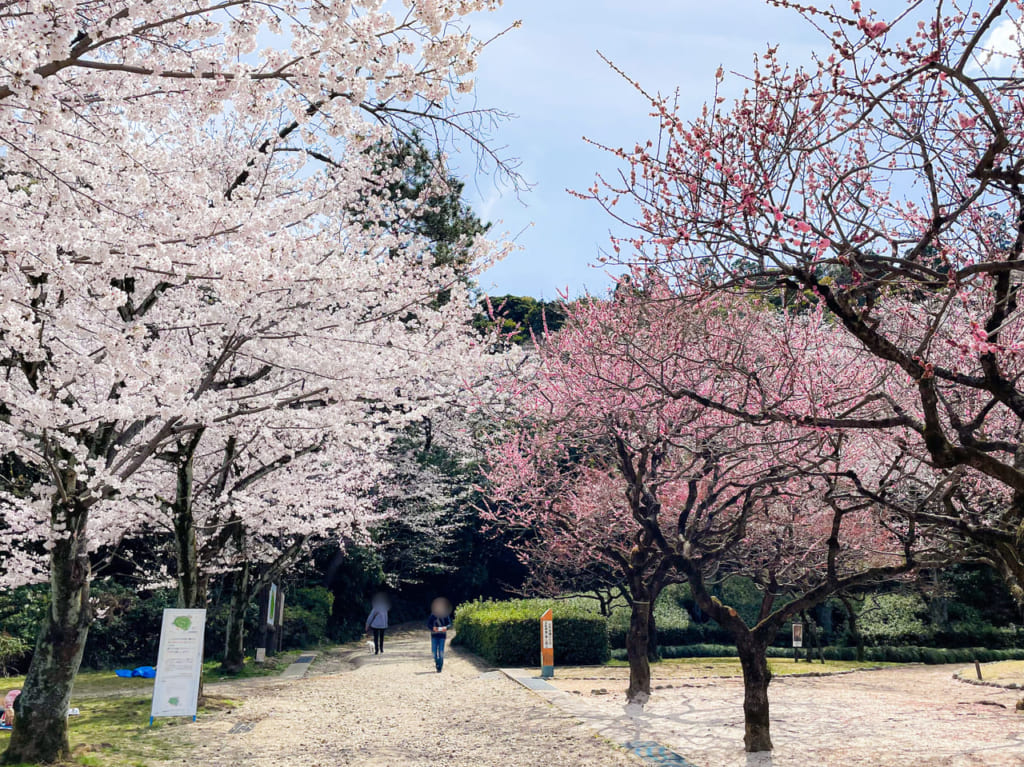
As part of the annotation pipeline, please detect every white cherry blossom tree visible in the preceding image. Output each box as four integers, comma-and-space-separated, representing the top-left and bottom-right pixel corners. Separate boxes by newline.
0, 1, 514, 760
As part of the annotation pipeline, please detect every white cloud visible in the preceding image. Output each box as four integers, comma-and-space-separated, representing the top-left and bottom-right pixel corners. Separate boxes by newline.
969, 15, 1023, 73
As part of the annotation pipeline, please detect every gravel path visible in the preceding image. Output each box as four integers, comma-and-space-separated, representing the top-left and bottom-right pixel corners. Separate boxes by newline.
158, 629, 642, 767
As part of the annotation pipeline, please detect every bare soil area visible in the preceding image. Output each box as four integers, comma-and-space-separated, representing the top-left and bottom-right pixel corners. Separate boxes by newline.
543, 663, 1024, 766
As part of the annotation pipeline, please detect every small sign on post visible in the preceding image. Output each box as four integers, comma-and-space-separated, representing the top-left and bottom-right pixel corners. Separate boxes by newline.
150, 609, 206, 726
540, 608, 554, 678
791, 622, 803, 647
267, 583, 279, 628
256, 583, 279, 663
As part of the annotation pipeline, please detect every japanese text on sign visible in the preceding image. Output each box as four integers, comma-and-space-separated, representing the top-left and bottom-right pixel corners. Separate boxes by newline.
151, 609, 206, 721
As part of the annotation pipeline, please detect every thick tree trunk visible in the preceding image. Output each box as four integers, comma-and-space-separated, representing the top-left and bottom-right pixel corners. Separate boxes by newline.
625, 598, 652, 704
220, 562, 250, 674
3, 501, 91, 765
737, 635, 773, 753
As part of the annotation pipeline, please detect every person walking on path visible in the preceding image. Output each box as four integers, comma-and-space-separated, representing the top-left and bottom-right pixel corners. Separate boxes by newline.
427, 597, 453, 672
365, 594, 390, 655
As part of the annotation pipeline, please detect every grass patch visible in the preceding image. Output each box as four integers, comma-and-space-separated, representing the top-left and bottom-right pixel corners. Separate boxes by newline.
1, 670, 156, 701
603, 656, 899, 677
0, 694, 232, 767
0, 648, 304, 695
0, 660, 264, 766
202, 649, 304, 682
963, 659, 1024, 685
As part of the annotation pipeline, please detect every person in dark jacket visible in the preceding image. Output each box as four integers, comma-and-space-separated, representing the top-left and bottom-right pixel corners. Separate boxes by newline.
427, 597, 453, 672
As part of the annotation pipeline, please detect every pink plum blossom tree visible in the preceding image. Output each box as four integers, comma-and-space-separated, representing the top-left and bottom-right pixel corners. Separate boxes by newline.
586, 0, 1024, 610
485, 284, 948, 753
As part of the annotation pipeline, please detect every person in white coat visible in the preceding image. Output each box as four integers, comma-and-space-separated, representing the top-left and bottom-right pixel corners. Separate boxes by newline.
365, 594, 390, 655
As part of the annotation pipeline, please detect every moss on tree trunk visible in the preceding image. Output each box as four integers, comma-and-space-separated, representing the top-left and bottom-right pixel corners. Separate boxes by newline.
3, 501, 91, 765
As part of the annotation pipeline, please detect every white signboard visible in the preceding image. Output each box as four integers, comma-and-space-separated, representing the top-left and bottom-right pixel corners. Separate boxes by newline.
150, 609, 206, 723
791, 622, 803, 648
542, 619, 553, 649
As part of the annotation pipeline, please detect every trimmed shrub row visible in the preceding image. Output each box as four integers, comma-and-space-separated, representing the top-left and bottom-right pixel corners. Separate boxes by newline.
610, 644, 1024, 665
453, 598, 610, 666
607, 618, 734, 648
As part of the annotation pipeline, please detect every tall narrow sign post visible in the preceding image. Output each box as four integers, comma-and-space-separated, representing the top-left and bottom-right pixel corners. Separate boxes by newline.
791, 621, 804, 662
540, 608, 554, 679
256, 583, 278, 663
150, 609, 206, 726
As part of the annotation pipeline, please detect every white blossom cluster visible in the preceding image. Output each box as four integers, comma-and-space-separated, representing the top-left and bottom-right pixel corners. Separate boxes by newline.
0, 0, 514, 586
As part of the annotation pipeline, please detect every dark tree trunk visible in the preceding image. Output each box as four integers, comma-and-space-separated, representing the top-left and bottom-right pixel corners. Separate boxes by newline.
802, 610, 824, 664
172, 436, 204, 610
625, 597, 652, 704
647, 605, 659, 663
220, 561, 250, 674
737, 634, 773, 753
840, 595, 864, 662
926, 570, 949, 630
3, 500, 91, 765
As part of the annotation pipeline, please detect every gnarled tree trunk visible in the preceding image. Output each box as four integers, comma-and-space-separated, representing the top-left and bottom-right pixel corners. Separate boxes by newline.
737, 634, 773, 753
3, 499, 91, 765
625, 597, 652, 704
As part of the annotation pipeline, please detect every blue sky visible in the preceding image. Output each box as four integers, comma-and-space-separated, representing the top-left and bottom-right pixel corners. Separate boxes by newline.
456, 1, 824, 299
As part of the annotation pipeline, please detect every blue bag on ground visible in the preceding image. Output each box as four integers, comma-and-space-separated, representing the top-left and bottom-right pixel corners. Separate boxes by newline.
115, 666, 155, 678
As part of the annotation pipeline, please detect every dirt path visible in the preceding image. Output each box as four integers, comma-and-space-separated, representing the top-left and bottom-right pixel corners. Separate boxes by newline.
160, 629, 642, 767
542, 663, 1024, 766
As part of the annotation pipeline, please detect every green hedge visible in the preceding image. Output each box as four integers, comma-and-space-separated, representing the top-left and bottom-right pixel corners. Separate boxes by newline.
610, 644, 1024, 664
607, 595, 733, 648
453, 599, 609, 666
0, 634, 29, 675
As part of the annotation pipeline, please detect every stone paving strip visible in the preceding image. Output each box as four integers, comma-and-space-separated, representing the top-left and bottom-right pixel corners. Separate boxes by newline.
279, 652, 318, 679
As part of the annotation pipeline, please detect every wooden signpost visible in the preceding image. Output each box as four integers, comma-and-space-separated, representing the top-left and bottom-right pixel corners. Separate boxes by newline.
540, 608, 554, 678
